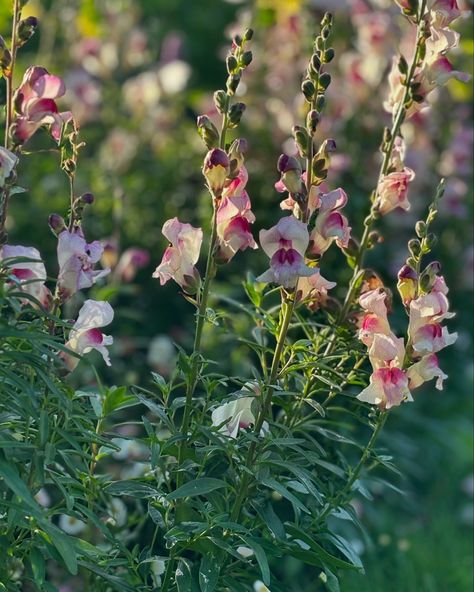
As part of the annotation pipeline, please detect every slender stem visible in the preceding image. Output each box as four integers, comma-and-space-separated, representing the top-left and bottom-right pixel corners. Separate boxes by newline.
317, 411, 388, 523
4, 0, 20, 150
231, 294, 296, 522
339, 2, 427, 321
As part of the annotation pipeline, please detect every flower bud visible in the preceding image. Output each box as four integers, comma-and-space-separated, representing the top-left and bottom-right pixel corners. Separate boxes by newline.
240, 50, 253, 67
227, 73, 240, 95
203, 148, 230, 196
425, 232, 437, 250
408, 238, 421, 257
226, 55, 238, 74
315, 94, 325, 111
17, 16, 38, 46
213, 90, 227, 114
0, 36, 11, 73
311, 139, 336, 183
292, 125, 309, 158
243, 28, 254, 41
80, 192, 94, 205
394, 0, 418, 16
322, 25, 331, 40
197, 115, 220, 149
277, 154, 303, 194
306, 110, 320, 135
324, 48, 335, 63
228, 102, 246, 128
48, 213, 66, 235
228, 138, 247, 172
318, 72, 331, 90
301, 79, 315, 101
233, 34, 243, 47
397, 265, 418, 305
419, 261, 441, 293
415, 220, 426, 238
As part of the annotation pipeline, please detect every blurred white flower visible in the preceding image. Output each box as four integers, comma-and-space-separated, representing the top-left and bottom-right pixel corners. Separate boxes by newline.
158, 60, 191, 94
237, 546, 254, 558
109, 497, 128, 527
254, 581, 271, 592
59, 514, 86, 535
34, 488, 51, 508
150, 558, 166, 587
147, 335, 177, 376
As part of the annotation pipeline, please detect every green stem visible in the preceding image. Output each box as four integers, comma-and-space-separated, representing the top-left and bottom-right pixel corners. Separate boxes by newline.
231, 294, 296, 522
339, 2, 427, 321
318, 411, 388, 523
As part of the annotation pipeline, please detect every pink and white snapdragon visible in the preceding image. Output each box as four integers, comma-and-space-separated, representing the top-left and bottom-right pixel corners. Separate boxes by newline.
114, 247, 150, 283
408, 274, 457, 355
0, 244, 51, 308
308, 188, 351, 256
358, 367, 413, 409
211, 382, 268, 439
57, 228, 109, 300
65, 299, 114, 370
215, 167, 257, 262
296, 267, 336, 306
0, 147, 18, 187
407, 353, 447, 390
376, 167, 415, 216
153, 217, 203, 293
13, 66, 72, 144
257, 216, 316, 289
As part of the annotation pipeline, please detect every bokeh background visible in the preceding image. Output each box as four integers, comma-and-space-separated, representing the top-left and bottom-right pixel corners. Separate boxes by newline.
1, 0, 472, 590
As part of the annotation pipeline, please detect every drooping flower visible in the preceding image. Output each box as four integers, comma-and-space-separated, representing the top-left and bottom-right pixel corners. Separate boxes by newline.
376, 168, 415, 216
357, 367, 413, 410
296, 266, 336, 307
408, 275, 457, 355
0, 147, 18, 187
0, 244, 51, 307
202, 148, 230, 196
13, 66, 72, 144
367, 332, 406, 371
215, 167, 257, 262
114, 247, 150, 283
211, 383, 268, 439
152, 217, 202, 293
57, 228, 109, 300
257, 216, 316, 289
308, 188, 351, 256
65, 299, 114, 369
407, 353, 448, 390
358, 289, 391, 346
397, 265, 418, 306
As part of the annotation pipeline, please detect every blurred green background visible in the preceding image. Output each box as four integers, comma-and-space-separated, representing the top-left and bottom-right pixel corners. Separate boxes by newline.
1, 0, 472, 590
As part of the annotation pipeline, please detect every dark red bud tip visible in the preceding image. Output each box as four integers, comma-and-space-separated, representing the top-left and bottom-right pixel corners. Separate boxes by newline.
325, 139, 337, 153
48, 213, 65, 232
426, 260, 441, 274
24, 16, 38, 26
277, 154, 300, 174
205, 148, 230, 168
397, 265, 418, 280
80, 192, 94, 204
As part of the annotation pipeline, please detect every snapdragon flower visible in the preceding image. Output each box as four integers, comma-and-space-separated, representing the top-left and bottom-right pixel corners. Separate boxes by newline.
57, 228, 109, 300
13, 66, 72, 144
0, 244, 51, 307
257, 216, 316, 289
153, 217, 203, 293
65, 299, 114, 370
308, 188, 351, 256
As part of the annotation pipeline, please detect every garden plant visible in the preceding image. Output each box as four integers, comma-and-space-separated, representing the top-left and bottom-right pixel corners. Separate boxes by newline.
0, 0, 471, 591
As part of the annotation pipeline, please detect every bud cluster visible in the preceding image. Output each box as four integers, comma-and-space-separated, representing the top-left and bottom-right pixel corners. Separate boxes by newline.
0, 35, 12, 75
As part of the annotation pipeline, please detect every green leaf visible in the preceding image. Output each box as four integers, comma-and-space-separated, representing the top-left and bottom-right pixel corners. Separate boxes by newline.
253, 502, 286, 540
167, 478, 226, 501
105, 481, 159, 498
29, 547, 45, 584
0, 459, 38, 511
42, 525, 78, 575
263, 460, 323, 505
322, 567, 340, 592
241, 538, 270, 586
199, 554, 220, 592
176, 559, 200, 592
259, 476, 310, 515
102, 386, 136, 416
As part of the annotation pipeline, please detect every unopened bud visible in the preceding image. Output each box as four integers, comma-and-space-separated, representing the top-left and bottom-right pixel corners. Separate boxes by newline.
244, 28, 253, 41
277, 154, 303, 194
197, 115, 220, 149
240, 50, 253, 67
408, 238, 421, 257
415, 220, 426, 238
48, 213, 66, 235
321, 25, 331, 40
319, 72, 331, 90
17, 16, 38, 46
368, 230, 383, 245
226, 73, 240, 95
228, 138, 248, 174
213, 90, 227, 114
301, 79, 315, 101
228, 102, 246, 128
80, 192, 94, 205
419, 261, 441, 293
394, 0, 418, 16
324, 48, 335, 63
315, 94, 325, 111
306, 110, 320, 135
233, 34, 243, 47
309, 54, 321, 78
425, 232, 437, 250
226, 54, 238, 74
0, 36, 11, 72
397, 265, 418, 305
203, 148, 230, 196
292, 125, 309, 157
